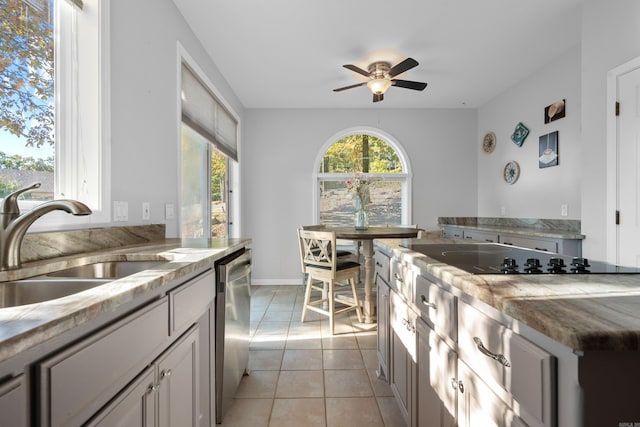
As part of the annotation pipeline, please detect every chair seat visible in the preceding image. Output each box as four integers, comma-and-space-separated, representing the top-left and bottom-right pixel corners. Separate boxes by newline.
306, 260, 360, 271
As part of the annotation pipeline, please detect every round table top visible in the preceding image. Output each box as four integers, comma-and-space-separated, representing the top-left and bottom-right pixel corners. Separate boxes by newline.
326, 226, 420, 240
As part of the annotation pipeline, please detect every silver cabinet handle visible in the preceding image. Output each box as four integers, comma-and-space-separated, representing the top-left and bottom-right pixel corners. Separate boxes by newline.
473, 337, 511, 367
147, 384, 158, 395
420, 295, 437, 310
394, 273, 404, 283
450, 378, 457, 390
160, 369, 172, 379
458, 380, 465, 394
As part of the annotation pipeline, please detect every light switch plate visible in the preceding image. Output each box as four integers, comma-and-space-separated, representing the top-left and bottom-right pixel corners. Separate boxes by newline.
561, 204, 568, 217
113, 201, 128, 222
165, 203, 175, 220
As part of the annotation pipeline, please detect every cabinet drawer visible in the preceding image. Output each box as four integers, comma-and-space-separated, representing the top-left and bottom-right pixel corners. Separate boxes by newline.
39, 297, 169, 427
390, 260, 415, 302
458, 301, 555, 427
415, 274, 456, 342
390, 291, 417, 360
442, 226, 463, 239
463, 229, 499, 243
500, 234, 557, 253
170, 269, 215, 335
374, 251, 390, 284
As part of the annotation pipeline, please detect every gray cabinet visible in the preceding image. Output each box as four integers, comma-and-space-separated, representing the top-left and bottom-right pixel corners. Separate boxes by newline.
87, 325, 199, 427
462, 229, 498, 243
390, 290, 417, 426
86, 367, 156, 427
376, 272, 391, 380
36, 268, 216, 427
442, 226, 581, 256
38, 297, 170, 427
416, 318, 456, 427
0, 374, 26, 427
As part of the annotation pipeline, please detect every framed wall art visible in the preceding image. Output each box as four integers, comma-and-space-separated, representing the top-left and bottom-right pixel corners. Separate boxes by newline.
544, 99, 565, 124
511, 122, 529, 147
539, 131, 559, 168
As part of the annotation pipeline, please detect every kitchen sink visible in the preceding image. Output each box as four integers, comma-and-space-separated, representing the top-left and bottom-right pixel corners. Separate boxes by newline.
0, 278, 110, 309
44, 260, 166, 280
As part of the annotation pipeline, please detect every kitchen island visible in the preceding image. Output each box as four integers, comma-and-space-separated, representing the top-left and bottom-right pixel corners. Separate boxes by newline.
0, 232, 250, 426
375, 237, 640, 427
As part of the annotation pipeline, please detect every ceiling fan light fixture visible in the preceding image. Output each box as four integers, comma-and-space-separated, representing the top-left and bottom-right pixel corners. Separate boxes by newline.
367, 78, 392, 95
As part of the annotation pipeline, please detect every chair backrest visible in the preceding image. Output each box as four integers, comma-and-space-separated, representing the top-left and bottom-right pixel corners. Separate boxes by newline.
298, 228, 337, 274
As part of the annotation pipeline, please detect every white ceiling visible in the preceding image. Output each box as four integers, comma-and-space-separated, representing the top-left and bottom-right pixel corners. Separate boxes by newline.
172, 0, 583, 109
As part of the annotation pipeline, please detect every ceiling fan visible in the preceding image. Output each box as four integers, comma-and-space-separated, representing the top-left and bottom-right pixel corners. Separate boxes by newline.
333, 57, 428, 103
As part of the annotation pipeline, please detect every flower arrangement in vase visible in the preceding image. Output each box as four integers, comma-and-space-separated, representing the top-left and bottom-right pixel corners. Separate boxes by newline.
345, 173, 379, 230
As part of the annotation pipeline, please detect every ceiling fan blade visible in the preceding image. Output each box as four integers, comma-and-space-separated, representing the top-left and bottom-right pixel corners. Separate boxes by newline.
333, 82, 367, 92
343, 64, 371, 77
373, 93, 384, 103
388, 58, 419, 77
391, 79, 428, 91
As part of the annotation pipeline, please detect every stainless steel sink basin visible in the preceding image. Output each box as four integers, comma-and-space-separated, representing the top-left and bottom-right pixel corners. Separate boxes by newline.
45, 260, 165, 279
0, 278, 110, 309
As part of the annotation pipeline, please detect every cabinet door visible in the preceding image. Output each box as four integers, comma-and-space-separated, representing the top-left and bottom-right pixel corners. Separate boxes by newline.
390, 291, 417, 426
157, 325, 199, 427
457, 361, 527, 427
85, 367, 156, 427
416, 318, 457, 427
376, 278, 391, 381
0, 375, 26, 427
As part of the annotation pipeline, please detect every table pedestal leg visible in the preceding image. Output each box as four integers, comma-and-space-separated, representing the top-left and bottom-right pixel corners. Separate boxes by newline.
362, 240, 375, 323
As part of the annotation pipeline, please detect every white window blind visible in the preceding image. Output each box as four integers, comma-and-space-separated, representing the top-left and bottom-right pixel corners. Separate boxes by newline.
181, 64, 238, 161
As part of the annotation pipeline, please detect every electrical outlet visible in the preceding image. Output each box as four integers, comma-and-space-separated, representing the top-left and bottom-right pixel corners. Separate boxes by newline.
500, 206, 506, 216
165, 203, 175, 220
142, 202, 150, 220
561, 204, 568, 217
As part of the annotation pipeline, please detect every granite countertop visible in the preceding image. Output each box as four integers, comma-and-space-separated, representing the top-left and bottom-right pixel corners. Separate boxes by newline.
439, 223, 585, 240
0, 238, 250, 364
376, 238, 640, 352
438, 216, 585, 240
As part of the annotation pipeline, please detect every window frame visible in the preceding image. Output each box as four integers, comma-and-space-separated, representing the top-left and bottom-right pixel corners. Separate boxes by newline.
312, 127, 413, 225
15, 0, 111, 230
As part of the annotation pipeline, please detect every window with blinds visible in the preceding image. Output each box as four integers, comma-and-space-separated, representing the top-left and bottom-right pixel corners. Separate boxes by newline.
180, 64, 238, 161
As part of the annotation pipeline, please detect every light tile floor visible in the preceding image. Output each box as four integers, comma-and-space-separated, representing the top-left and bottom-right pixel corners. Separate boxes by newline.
219, 285, 406, 427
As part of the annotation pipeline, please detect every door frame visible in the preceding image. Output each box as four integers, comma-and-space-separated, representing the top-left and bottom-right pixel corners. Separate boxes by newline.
606, 55, 640, 264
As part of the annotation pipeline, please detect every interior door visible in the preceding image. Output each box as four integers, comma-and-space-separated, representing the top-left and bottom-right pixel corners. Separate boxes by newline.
617, 65, 640, 266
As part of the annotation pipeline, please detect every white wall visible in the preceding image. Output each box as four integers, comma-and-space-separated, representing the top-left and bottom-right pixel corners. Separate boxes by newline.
109, 0, 244, 237
477, 45, 582, 219
242, 108, 477, 283
580, 0, 640, 260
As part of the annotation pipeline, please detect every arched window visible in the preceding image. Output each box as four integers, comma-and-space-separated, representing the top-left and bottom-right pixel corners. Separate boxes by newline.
313, 128, 412, 226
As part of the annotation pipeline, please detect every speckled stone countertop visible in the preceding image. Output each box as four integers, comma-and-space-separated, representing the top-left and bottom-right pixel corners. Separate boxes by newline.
438, 216, 585, 240
376, 238, 640, 352
0, 238, 250, 364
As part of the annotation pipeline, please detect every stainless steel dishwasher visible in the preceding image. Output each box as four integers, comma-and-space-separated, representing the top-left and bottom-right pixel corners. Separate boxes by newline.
215, 248, 252, 424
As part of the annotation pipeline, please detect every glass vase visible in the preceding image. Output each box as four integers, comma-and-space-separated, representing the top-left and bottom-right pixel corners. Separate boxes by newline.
354, 195, 369, 230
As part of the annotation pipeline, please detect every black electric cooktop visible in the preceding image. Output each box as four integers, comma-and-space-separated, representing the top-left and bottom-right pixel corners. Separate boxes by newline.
402, 243, 640, 274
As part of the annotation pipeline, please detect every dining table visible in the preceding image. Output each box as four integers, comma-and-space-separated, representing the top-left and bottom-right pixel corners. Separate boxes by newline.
326, 226, 420, 323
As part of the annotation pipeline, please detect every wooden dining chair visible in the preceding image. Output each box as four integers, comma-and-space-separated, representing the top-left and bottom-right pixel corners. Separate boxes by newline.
297, 228, 363, 334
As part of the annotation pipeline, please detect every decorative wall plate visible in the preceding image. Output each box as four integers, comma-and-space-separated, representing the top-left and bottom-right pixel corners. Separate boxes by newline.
503, 161, 520, 184
482, 132, 496, 153
511, 122, 529, 147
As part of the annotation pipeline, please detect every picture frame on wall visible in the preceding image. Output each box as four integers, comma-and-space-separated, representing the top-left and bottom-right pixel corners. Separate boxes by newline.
539, 131, 559, 168
544, 99, 565, 123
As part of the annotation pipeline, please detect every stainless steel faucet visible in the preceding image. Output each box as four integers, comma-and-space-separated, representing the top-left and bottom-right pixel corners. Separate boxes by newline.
0, 183, 92, 271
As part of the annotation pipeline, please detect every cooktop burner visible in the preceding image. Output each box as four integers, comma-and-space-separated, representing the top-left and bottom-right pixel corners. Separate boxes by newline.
402, 243, 640, 274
